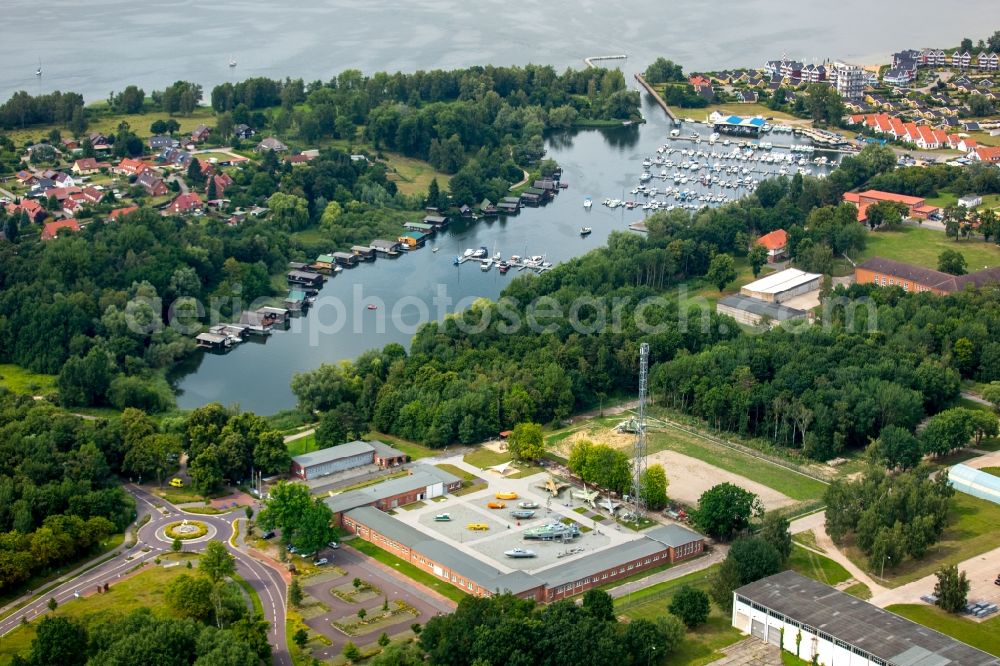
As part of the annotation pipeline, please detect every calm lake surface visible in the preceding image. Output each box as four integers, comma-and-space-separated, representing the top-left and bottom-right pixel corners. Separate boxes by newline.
3, 0, 998, 101
5, 1, 994, 413
171, 94, 831, 413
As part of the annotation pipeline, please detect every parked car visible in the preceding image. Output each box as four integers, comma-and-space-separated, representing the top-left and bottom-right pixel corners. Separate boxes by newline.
313, 558, 329, 566
328, 541, 340, 549
261, 530, 275, 540
169, 478, 184, 488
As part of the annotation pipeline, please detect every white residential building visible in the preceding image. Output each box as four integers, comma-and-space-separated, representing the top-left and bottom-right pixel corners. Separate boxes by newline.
833, 61, 865, 100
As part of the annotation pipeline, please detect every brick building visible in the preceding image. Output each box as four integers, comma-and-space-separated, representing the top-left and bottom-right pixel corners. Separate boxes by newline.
326, 466, 462, 523
842, 190, 939, 224
342, 506, 704, 603
856, 257, 1000, 294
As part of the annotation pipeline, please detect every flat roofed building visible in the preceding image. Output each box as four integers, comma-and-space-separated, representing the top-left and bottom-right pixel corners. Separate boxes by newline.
326, 467, 460, 517
733, 571, 1000, 666
291, 441, 375, 480
739, 268, 822, 303
717, 295, 808, 327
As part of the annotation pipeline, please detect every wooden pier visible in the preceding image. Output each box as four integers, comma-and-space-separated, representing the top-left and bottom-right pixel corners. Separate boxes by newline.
634, 73, 679, 125
584, 54, 627, 68
455, 255, 553, 274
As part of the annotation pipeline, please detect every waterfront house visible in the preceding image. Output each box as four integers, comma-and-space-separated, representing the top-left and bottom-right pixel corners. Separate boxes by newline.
136, 171, 168, 197
423, 214, 448, 227
255, 137, 288, 153
190, 124, 212, 143
165, 193, 204, 215
351, 245, 376, 261
71, 158, 108, 175
283, 290, 308, 312
370, 239, 402, 256
148, 135, 178, 150
479, 199, 498, 216
398, 231, 426, 249
498, 196, 521, 214
287, 270, 323, 288
737, 90, 759, 103
458, 204, 472, 218
688, 74, 711, 88
921, 49, 947, 67
951, 51, 973, 69
114, 158, 148, 177
314, 254, 335, 271
332, 251, 358, 268
883, 68, 915, 87
41, 218, 80, 240
403, 221, 435, 234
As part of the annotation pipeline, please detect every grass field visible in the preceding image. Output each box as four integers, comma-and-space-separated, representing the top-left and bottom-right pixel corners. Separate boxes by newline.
0, 364, 56, 396
886, 604, 1000, 657
615, 564, 744, 666
842, 582, 872, 600
461, 448, 544, 478
382, 151, 452, 197
645, 428, 829, 502
286, 432, 318, 457
982, 467, 1000, 478
2, 107, 217, 146
856, 225, 1000, 273
787, 544, 852, 586
0, 557, 200, 664
665, 102, 800, 124
365, 432, 438, 460
434, 463, 475, 481
847, 493, 1000, 587
345, 539, 465, 604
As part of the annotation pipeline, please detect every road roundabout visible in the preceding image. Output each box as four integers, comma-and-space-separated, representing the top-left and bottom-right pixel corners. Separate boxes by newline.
156, 518, 216, 544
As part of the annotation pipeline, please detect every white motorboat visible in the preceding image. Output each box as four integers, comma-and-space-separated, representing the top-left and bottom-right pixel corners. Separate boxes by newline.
583, 197, 592, 209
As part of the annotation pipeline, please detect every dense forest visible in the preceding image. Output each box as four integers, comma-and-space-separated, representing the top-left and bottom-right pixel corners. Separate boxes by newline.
0, 394, 135, 591
288, 146, 911, 451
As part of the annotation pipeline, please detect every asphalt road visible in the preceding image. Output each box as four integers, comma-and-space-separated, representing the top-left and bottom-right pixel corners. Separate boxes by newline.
0, 485, 290, 666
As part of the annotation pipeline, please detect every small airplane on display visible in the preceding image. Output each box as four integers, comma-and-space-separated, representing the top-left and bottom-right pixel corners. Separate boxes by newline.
487, 501, 507, 509
433, 513, 451, 522
495, 491, 519, 500
572, 488, 600, 508
511, 509, 535, 519
518, 500, 540, 509
537, 477, 570, 497
467, 523, 489, 531
598, 497, 622, 514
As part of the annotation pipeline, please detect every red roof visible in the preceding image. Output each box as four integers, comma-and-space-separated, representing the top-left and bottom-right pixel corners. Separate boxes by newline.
857, 190, 925, 207
167, 193, 203, 214
976, 146, 1000, 162
116, 158, 148, 175
109, 205, 139, 220
689, 75, 712, 87
41, 219, 80, 240
756, 229, 788, 251
843, 192, 861, 204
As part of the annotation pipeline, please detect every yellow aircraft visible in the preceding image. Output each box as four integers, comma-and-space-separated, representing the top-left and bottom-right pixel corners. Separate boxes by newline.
467, 523, 489, 531
536, 477, 570, 497
495, 491, 519, 500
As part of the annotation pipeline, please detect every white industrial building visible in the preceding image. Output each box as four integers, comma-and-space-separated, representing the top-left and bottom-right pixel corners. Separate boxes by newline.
733, 571, 1000, 666
717, 295, 808, 327
740, 268, 822, 304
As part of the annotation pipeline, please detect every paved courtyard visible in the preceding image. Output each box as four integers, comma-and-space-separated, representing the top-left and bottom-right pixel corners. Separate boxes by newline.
391, 454, 647, 575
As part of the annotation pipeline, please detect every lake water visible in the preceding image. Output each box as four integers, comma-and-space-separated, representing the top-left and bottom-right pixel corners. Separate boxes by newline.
6, 0, 994, 413
3, 0, 997, 101
171, 93, 833, 414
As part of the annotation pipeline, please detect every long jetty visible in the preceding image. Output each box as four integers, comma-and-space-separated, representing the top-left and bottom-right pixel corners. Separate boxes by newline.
634, 73, 679, 125
583, 54, 627, 68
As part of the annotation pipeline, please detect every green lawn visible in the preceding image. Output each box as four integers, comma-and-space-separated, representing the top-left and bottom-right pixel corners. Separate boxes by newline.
365, 432, 438, 460
2, 107, 218, 146
0, 364, 56, 396
856, 225, 1000, 273
665, 102, 800, 124
842, 582, 872, 600
615, 564, 744, 666
787, 544, 852, 586
645, 429, 829, 502
886, 604, 1000, 657
982, 467, 1000, 478
286, 432, 318, 457
847, 493, 1000, 587
345, 539, 465, 604
0, 556, 201, 664
434, 463, 475, 481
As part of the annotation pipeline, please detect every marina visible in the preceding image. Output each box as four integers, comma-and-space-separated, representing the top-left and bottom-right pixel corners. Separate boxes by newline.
174, 94, 843, 413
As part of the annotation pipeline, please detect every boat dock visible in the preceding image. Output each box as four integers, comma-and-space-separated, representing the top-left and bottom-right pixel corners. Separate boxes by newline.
665, 135, 857, 154
633, 73, 679, 125
584, 54, 627, 68
454, 253, 554, 274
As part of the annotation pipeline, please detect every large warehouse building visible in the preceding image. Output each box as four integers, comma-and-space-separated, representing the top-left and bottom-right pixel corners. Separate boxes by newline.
290, 439, 407, 480
342, 506, 704, 602
716, 294, 808, 327
740, 268, 822, 304
733, 571, 1000, 666
325, 466, 463, 523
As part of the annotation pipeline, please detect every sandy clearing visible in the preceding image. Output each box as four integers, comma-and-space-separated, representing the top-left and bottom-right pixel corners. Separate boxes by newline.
649, 449, 795, 511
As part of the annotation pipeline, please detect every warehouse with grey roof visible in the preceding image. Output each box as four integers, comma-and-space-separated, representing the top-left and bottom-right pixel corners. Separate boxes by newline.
733, 571, 1000, 666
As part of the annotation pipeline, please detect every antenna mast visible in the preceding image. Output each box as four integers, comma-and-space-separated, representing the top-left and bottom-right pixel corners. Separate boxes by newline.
630, 342, 649, 519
